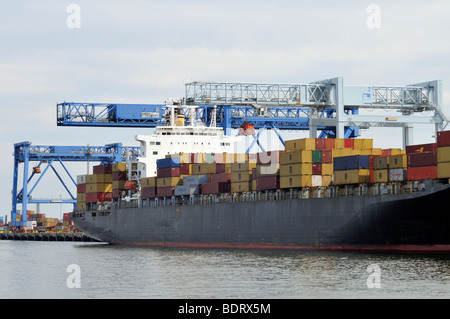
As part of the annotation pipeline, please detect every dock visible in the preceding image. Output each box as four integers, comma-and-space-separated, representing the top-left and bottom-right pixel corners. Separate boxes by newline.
0, 232, 99, 242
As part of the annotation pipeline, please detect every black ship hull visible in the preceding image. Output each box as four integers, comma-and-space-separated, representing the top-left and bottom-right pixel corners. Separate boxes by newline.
73, 183, 450, 253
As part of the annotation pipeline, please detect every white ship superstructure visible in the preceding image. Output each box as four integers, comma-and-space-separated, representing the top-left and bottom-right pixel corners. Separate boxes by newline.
136, 105, 241, 177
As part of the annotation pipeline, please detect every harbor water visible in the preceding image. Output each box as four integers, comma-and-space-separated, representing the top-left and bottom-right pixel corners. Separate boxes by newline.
0, 241, 449, 299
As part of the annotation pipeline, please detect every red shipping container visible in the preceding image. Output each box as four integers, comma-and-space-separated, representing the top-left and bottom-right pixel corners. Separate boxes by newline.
93, 164, 112, 174
324, 139, 335, 150
315, 139, 326, 150
201, 182, 230, 195
141, 187, 156, 199
112, 171, 127, 181
216, 163, 225, 174
157, 187, 174, 197
210, 173, 230, 183
86, 193, 112, 203
257, 151, 283, 165
437, 130, 450, 147
312, 163, 322, 175
112, 189, 123, 199
180, 163, 190, 175
344, 139, 354, 149
77, 184, 86, 193
256, 176, 279, 190
381, 149, 391, 156
407, 166, 437, 181
406, 143, 437, 154
407, 152, 437, 167
157, 167, 180, 178
322, 150, 333, 163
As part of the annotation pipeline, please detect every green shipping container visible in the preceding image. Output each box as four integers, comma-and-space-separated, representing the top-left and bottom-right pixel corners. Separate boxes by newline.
312, 150, 322, 164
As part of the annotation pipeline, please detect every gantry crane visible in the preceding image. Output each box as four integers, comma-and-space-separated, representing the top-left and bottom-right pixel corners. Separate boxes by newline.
57, 77, 448, 150
11, 142, 139, 228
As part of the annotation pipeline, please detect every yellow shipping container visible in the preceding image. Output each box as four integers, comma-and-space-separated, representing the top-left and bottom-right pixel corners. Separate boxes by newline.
230, 171, 252, 182
373, 169, 388, 183
190, 163, 216, 175
334, 139, 345, 149
231, 182, 251, 193
389, 154, 407, 168
103, 174, 113, 183
252, 179, 257, 191
231, 162, 257, 172
322, 175, 332, 187
285, 138, 316, 151
386, 149, 404, 156
77, 203, 86, 212
333, 169, 371, 185
280, 150, 312, 164
77, 193, 86, 204
86, 174, 104, 184
371, 148, 383, 156
280, 164, 313, 176
437, 162, 450, 178
322, 163, 333, 175
86, 183, 113, 193
280, 175, 312, 188
112, 162, 127, 172
353, 139, 374, 150
437, 146, 450, 163
255, 164, 280, 177
141, 177, 156, 188
113, 180, 126, 190
223, 153, 248, 164
157, 177, 182, 188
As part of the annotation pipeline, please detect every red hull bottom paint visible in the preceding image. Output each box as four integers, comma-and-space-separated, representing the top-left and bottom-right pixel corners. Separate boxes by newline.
110, 242, 450, 253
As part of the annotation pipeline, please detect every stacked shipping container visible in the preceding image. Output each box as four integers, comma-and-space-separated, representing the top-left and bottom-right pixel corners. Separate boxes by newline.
406, 143, 438, 181
437, 131, 450, 179
77, 163, 127, 211
75, 132, 450, 210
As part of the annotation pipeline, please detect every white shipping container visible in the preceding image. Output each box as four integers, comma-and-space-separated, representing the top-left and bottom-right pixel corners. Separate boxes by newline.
26, 221, 37, 230
389, 168, 407, 182
312, 175, 323, 187
77, 175, 87, 185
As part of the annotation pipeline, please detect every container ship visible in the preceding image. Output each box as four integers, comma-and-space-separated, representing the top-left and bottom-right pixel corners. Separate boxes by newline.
72, 110, 450, 253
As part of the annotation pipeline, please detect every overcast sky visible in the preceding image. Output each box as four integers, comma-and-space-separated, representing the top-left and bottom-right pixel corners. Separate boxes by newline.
1, 0, 450, 219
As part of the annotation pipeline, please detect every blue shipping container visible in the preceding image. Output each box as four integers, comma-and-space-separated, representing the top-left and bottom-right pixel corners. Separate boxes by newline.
334, 155, 370, 171
157, 157, 181, 169
183, 175, 208, 186
174, 185, 200, 196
